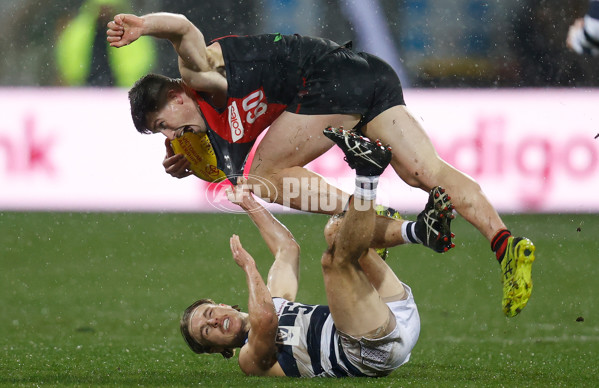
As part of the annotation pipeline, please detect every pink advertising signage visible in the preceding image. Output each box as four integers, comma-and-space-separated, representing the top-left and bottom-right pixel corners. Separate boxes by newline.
1, 88, 597, 213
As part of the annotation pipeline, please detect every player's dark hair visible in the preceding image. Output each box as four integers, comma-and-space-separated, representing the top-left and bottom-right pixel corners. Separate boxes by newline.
180, 298, 240, 359
128, 74, 183, 134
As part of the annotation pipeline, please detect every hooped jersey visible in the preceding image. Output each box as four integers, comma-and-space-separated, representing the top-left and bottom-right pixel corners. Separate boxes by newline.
272, 297, 367, 378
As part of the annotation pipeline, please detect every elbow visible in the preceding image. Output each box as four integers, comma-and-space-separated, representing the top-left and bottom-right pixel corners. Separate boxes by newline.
251, 302, 279, 332
176, 14, 193, 32
259, 309, 279, 333
172, 13, 190, 23
167, 13, 194, 35
283, 240, 301, 259
324, 215, 342, 247
275, 239, 300, 262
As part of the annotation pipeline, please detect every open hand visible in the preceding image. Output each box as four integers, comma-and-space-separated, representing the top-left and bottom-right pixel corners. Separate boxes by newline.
230, 234, 255, 268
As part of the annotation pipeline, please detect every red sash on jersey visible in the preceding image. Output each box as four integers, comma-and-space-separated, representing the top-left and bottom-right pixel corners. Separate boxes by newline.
194, 89, 287, 144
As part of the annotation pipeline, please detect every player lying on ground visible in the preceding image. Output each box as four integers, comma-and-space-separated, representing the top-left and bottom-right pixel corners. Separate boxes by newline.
107, 12, 536, 316
180, 135, 453, 377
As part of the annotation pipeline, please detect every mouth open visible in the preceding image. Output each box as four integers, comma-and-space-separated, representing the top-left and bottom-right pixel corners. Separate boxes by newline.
224, 318, 230, 331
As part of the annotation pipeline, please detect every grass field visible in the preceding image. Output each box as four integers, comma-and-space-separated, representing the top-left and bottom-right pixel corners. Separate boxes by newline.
1, 211, 598, 387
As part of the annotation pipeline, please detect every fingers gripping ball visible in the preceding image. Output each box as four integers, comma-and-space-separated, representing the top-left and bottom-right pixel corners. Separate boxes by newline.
170, 132, 227, 182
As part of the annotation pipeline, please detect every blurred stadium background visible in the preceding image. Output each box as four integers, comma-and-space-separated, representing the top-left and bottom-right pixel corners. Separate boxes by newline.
1, 0, 599, 385
1, 0, 598, 214
2, 0, 598, 87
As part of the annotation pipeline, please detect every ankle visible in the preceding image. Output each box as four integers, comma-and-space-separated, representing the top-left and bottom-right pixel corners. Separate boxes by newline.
401, 221, 422, 244
354, 175, 379, 200
491, 229, 511, 262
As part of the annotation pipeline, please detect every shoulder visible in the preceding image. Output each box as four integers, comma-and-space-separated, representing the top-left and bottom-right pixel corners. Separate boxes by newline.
272, 297, 288, 312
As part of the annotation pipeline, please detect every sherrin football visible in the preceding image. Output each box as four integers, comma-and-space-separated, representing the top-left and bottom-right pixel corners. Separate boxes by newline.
170, 131, 227, 182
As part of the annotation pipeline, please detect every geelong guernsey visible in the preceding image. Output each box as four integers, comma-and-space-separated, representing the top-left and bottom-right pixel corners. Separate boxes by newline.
273, 297, 367, 377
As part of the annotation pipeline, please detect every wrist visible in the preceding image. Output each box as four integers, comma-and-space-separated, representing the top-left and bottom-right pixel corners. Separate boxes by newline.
139, 14, 150, 35
240, 196, 259, 210
243, 260, 258, 273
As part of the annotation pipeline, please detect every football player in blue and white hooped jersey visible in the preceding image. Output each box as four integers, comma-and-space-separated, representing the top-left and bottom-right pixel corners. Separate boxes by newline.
179, 134, 455, 377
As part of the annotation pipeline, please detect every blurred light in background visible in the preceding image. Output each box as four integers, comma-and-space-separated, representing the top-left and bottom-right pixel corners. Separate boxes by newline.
0, 0, 596, 87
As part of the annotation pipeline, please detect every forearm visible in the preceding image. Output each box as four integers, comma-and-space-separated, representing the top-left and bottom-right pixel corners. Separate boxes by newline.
138, 13, 190, 40
230, 234, 278, 374
243, 261, 277, 324
242, 276, 280, 375
140, 13, 208, 71
240, 196, 298, 258
229, 186, 300, 301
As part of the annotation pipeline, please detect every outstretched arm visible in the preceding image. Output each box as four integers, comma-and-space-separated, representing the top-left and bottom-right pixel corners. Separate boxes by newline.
227, 178, 300, 301
106, 12, 226, 92
230, 235, 279, 376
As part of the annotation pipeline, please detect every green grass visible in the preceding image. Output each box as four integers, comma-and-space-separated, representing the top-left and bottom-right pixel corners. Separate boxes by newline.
1, 211, 598, 387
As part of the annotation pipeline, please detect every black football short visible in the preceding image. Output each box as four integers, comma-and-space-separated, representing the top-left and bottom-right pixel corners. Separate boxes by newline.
288, 47, 406, 128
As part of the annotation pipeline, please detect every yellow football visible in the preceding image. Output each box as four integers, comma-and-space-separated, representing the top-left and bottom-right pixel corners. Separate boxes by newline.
170, 132, 227, 182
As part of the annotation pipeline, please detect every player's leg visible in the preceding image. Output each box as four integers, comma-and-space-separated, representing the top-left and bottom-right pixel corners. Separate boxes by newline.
321, 196, 396, 337
326, 185, 456, 300
319, 125, 399, 336
359, 249, 407, 301
325, 216, 406, 301
247, 112, 359, 214
326, 184, 455, 255
326, 213, 405, 255
362, 105, 504, 242
363, 106, 536, 317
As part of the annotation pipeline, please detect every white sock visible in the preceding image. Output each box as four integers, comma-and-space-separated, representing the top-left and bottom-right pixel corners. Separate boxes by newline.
401, 221, 422, 244
354, 175, 379, 200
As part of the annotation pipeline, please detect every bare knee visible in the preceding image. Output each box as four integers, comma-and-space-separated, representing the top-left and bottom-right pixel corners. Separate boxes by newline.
320, 251, 335, 272
324, 215, 343, 247
322, 219, 340, 270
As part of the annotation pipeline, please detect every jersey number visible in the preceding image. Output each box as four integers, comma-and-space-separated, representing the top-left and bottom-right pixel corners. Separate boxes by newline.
282, 304, 314, 316
242, 90, 267, 124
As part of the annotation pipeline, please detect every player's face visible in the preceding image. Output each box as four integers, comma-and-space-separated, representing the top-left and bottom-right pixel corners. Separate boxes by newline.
188, 303, 248, 350
147, 92, 206, 139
